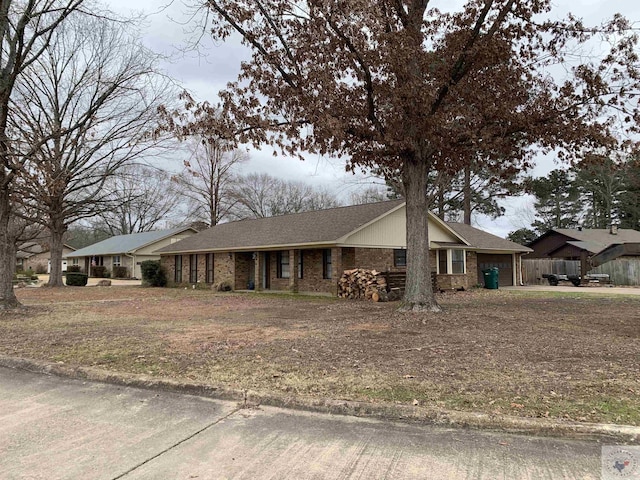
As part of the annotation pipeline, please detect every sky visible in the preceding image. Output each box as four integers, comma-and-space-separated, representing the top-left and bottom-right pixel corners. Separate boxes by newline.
106, 0, 640, 237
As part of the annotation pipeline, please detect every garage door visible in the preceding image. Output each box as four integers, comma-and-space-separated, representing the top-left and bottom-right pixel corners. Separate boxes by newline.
477, 254, 513, 286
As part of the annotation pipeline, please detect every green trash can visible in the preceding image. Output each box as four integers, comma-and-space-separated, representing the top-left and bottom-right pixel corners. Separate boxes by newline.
482, 267, 499, 289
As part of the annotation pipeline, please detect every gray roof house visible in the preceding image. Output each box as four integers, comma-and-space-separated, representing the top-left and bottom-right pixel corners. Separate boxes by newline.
156, 201, 531, 293
67, 227, 197, 279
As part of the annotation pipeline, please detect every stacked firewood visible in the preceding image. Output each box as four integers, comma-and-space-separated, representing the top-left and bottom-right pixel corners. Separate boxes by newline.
337, 269, 389, 302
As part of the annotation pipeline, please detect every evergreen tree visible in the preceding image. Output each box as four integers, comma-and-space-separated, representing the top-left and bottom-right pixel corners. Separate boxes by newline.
619, 156, 640, 230
573, 155, 624, 228
527, 170, 582, 233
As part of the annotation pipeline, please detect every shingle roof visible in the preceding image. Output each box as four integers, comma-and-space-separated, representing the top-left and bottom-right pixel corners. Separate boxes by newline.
156, 200, 530, 254
446, 222, 532, 252
67, 228, 193, 257
156, 200, 406, 253
16, 241, 44, 258
552, 228, 640, 254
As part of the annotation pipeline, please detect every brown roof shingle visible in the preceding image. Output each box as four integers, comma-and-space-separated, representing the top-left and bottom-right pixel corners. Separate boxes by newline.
552, 228, 640, 254
446, 222, 532, 252
156, 200, 405, 253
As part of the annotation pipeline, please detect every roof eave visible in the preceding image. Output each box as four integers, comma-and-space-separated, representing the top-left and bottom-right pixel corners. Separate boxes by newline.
156, 240, 338, 255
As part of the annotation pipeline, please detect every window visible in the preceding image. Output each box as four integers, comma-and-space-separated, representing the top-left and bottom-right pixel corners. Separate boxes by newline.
322, 249, 332, 279
277, 251, 290, 279
438, 250, 448, 274
112, 255, 121, 267
451, 249, 465, 274
206, 253, 214, 283
175, 255, 182, 283
298, 251, 303, 279
393, 249, 406, 267
72, 258, 79, 266
437, 249, 466, 275
189, 254, 198, 283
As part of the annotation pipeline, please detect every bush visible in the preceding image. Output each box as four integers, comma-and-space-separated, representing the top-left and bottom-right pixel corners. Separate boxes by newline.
34, 263, 47, 274
65, 272, 88, 286
112, 266, 128, 279
140, 260, 167, 287
66, 265, 81, 273
92, 266, 108, 278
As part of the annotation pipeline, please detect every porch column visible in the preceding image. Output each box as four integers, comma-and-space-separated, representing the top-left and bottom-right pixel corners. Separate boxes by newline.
254, 252, 263, 291
580, 251, 589, 285
289, 249, 299, 293
331, 247, 343, 296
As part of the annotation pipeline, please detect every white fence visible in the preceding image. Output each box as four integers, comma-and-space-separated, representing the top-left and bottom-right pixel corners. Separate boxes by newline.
522, 258, 640, 286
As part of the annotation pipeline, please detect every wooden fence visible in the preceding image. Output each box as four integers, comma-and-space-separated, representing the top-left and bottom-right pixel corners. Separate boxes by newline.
522, 258, 640, 286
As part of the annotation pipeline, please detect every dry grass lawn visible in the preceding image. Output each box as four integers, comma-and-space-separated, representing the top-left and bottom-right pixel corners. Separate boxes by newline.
2, 286, 639, 425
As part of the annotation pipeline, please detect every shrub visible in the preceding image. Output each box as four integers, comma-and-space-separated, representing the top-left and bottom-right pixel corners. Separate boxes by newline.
140, 260, 167, 287
66, 272, 88, 286
92, 266, 108, 278
34, 263, 47, 274
112, 266, 128, 279
66, 265, 81, 273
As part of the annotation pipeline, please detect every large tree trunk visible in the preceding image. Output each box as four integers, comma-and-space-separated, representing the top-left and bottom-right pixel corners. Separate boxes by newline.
401, 157, 440, 312
463, 165, 472, 225
0, 186, 19, 309
47, 217, 66, 287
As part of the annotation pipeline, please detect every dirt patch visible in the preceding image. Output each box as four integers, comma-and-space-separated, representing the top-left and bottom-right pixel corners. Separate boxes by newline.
2, 287, 639, 425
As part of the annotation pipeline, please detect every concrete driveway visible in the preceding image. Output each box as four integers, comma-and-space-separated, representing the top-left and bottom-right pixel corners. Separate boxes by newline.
0, 366, 607, 480
34, 274, 141, 287
503, 285, 640, 295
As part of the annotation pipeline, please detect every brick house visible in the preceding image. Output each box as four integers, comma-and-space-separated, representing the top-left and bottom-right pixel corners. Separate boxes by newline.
16, 241, 76, 273
66, 227, 197, 279
156, 200, 531, 294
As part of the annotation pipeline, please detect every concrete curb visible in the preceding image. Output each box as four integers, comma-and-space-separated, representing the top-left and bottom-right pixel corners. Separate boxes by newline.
2, 355, 639, 444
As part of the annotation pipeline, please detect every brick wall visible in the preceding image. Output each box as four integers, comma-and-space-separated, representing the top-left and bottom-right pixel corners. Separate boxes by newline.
214, 253, 235, 287
298, 249, 334, 293
465, 251, 478, 287
235, 252, 253, 290
162, 247, 481, 293
269, 250, 290, 291
160, 255, 174, 284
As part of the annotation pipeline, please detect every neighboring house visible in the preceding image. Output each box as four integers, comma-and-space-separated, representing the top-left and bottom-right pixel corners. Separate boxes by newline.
16, 241, 76, 273
156, 200, 531, 294
527, 226, 640, 260
66, 227, 198, 279
524, 226, 640, 285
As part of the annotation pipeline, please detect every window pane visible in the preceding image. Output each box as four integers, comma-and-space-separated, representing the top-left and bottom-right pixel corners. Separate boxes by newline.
393, 249, 406, 267
278, 251, 290, 279
175, 255, 182, 283
438, 251, 448, 274
452, 249, 465, 274
190, 254, 198, 283
323, 249, 332, 279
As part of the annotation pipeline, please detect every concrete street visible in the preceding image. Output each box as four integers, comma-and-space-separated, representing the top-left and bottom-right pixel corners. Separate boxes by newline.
0, 366, 605, 479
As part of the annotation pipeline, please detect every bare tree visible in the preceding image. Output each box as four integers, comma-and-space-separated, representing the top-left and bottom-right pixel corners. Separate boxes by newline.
174, 134, 247, 226
230, 172, 340, 219
0, 0, 87, 308
349, 185, 389, 205
12, 13, 176, 286
91, 165, 183, 236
